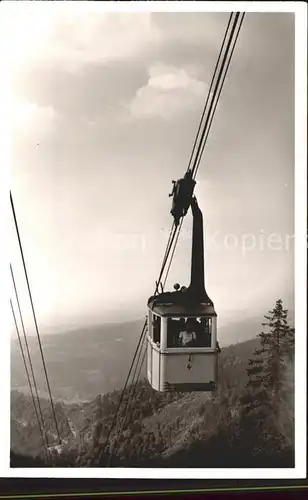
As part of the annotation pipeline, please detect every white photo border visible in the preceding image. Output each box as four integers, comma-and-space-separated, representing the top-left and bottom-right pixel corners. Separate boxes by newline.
0, 0, 306, 480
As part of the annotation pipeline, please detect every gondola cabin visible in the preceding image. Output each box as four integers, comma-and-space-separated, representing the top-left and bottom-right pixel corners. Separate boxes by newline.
146, 302, 218, 392
146, 197, 219, 392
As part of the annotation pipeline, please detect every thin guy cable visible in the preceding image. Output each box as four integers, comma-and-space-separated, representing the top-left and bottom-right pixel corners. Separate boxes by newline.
10, 263, 50, 450
108, 336, 148, 467
109, 340, 148, 467
10, 299, 49, 464
107, 327, 148, 466
10, 191, 61, 445
94, 319, 148, 465
127, 342, 148, 415
122, 324, 148, 415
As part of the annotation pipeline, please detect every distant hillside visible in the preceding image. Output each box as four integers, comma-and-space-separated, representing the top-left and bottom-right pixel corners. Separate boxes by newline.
11, 319, 145, 402
11, 336, 294, 468
10, 316, 269, 403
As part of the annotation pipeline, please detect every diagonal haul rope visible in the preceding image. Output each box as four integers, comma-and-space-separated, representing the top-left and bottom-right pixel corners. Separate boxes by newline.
10, 191, 61, 445
10, 299, 50, 463
10, 264, 50, 452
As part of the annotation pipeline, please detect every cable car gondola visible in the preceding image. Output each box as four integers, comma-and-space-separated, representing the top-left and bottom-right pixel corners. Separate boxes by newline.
147, 195, 219, 392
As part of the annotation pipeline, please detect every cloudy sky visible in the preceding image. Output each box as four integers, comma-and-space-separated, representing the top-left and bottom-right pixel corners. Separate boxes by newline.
5, 4, 294, 335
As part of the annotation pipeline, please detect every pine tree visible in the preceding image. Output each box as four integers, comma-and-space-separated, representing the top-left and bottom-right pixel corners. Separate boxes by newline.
92, 394, 103, 449
240, 299, 294, 452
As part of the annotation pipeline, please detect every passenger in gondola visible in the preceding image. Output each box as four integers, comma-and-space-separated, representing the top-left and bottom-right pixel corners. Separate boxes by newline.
179, 318, 197, 347
177, 318, 186, 346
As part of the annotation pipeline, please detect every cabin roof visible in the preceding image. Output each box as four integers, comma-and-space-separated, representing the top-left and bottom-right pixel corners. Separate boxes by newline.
148, 302, 217, 317
147, 289, 216, 317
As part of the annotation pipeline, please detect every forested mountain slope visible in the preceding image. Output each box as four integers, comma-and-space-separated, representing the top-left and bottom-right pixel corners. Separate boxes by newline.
11, 326, 294, 468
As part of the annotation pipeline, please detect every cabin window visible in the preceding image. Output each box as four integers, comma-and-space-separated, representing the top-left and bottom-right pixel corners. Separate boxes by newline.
167, 318, 180, 347
152, 314, 161, 344
167, 316, 212, 348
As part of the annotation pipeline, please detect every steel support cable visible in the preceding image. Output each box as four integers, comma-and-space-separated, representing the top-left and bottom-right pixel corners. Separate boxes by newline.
161, 221, 175, 272
163, 218, 184, 289
191, 13, 241, 178
161, 15, 244, 273
10, 264, 50, 451
194, 13, 245, 178
160, 14, 240, 289
151, 13, 235, 292
191, 12, 242, 179
162, 14, 246, 288
10, 192, 62, 445
186, 12, 235, 174
157, 16, 237, 284
157, 222, 174, 282
10, 299, 50, 464
154, 222, 177, 295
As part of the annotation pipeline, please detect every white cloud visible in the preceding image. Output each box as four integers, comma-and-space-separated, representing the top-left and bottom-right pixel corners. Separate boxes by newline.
12, 99, 56, 136
129, 63, 207, 120
1, 3, 161, 73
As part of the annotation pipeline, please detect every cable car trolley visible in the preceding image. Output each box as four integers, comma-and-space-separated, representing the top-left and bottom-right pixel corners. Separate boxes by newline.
147, 195, 219, 392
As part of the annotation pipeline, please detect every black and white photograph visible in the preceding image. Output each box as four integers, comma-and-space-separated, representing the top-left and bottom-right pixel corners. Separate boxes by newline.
2, 1, 306, 476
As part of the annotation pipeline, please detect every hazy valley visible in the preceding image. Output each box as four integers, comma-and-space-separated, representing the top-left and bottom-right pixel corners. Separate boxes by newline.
11, 316, 269, 403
